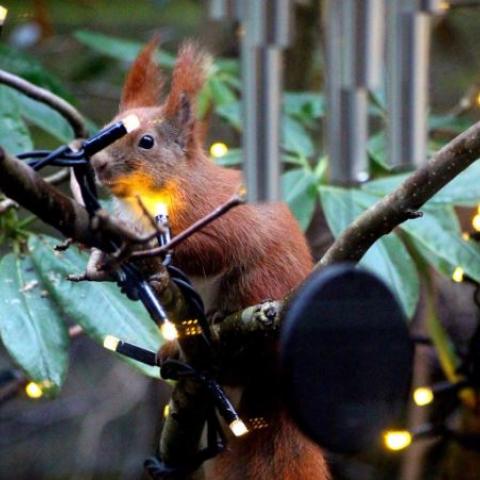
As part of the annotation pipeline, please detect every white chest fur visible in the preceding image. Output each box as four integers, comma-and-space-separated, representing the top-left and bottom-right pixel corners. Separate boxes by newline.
189, 273, 224, 314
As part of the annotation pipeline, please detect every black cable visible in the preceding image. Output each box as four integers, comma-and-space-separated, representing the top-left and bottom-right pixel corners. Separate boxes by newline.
31, 145, 70, 171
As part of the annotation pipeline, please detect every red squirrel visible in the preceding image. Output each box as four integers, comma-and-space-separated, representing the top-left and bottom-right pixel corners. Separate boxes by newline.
91, 39, 329, 480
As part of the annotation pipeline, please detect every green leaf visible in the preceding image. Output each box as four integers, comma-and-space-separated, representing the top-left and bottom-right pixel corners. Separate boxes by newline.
282, 152, 309, 167
9, 88, 74, 143
283, 92, 325, 121
208, 77, 237, 107
361, 234, 420, 319
370, 88, 386, 113
319, 186, 420, 318
0, 252, 69, 391
214, 58, 240, 77
0, 86, 33, 154
429, 114, 472, 135
367, 132, 390, 170
28, 236, 163, 377
0, 44, 72, 100
282, 168, 317, 230
400, 206, 480, 282
214, 147, 242, 166
282, 117, 315, 158
74, 30, 175, 68
216, 101, 241, 129
197, 82, 212, 119
363, 161, 480, 206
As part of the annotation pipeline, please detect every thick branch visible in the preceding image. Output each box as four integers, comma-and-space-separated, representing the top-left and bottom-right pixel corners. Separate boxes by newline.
0, 149, 126, 251
0, 70, 88, 138
319, 119, 480, 268
0, 149, 215, 472
3, 114, 480, 476
0, 168, 69, 215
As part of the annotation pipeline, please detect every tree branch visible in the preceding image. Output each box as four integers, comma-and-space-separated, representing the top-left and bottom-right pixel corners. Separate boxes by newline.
0, 70, 88, 138
0, 168, 69, 215
3, 115, 480, 476
0, 149, 136, 251
319, 119, 480, 268
0, 149, 220, 472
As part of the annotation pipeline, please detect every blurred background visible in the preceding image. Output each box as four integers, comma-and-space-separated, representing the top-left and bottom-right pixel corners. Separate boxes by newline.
1, 1, 480, 479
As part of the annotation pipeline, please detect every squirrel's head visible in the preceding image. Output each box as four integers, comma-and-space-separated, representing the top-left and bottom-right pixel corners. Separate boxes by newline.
91, 38, 211, 214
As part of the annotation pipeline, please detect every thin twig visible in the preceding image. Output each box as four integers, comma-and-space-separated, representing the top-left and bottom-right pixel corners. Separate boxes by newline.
0, 70, 88, 138
45, 168, 70, 185
132, 192, 246, 259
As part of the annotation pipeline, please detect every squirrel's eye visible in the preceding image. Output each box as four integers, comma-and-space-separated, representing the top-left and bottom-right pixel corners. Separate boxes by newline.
138, 134, 155, 149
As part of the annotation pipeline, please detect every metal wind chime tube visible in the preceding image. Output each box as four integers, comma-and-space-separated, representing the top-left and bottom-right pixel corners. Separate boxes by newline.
208, 0, 239, 20
241, 0, 292, 203
386, 1, 443, 169
324, 0, 384, 184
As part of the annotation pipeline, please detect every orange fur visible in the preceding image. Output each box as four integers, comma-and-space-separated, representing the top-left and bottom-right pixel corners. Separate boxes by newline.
119, 36, 163, 111
91, 40, 329, 480
163, 42, 211, 119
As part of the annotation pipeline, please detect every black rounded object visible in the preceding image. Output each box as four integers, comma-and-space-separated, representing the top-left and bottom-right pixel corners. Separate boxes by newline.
280, 264, 413, 454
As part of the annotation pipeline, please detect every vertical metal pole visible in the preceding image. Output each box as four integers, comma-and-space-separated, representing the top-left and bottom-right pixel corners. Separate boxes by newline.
324, 0, 384, 184
208, 0, 237, 20
386, 0, 441, 169
242, 0, 292, 203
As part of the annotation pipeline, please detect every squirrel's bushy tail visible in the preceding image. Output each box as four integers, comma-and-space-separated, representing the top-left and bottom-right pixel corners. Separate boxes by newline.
209, 411, 330, 480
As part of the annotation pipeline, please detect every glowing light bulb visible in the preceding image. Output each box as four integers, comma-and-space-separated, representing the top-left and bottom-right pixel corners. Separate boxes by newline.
229, 418, 249, 437
413, 387, 434, 407
0, 6, 8, 24
122, 114, 141, 133
383, 430, 412, 451
472, 214, 480, 232
103, 335, 120, 351
161, 321, 178, 341
209, 142, 229, 159
452, 267, 464, 283
155, 202, 168, 217
25, 381, 43, 399
163, 404, 170, 418
439, 1, 450, 11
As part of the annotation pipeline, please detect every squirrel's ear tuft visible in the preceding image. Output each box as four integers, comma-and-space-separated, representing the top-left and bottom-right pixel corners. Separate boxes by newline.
163, 42, 211, 153
163, 42, 211, 119
119, 35, 163, 112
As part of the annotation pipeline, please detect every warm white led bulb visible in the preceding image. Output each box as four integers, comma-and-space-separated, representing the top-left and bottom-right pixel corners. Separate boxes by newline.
413, 387, 434, 407
0, 6, 8, 24
122, 114, 141, 133
229, 418, 249, 437
161, 321, 178, 341
103, 335, 120, 351
155, 202, 169, 217
25, 381, 43, 399
473, 214, 480, 232
383, 430, 412, 451
452, 267, 464, 283
209, 142, 229, 159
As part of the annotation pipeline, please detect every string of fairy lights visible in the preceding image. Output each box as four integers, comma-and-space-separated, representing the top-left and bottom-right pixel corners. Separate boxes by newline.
0, 90, 249, 476
1, 0, 480, 468
380, 206, 480, 453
